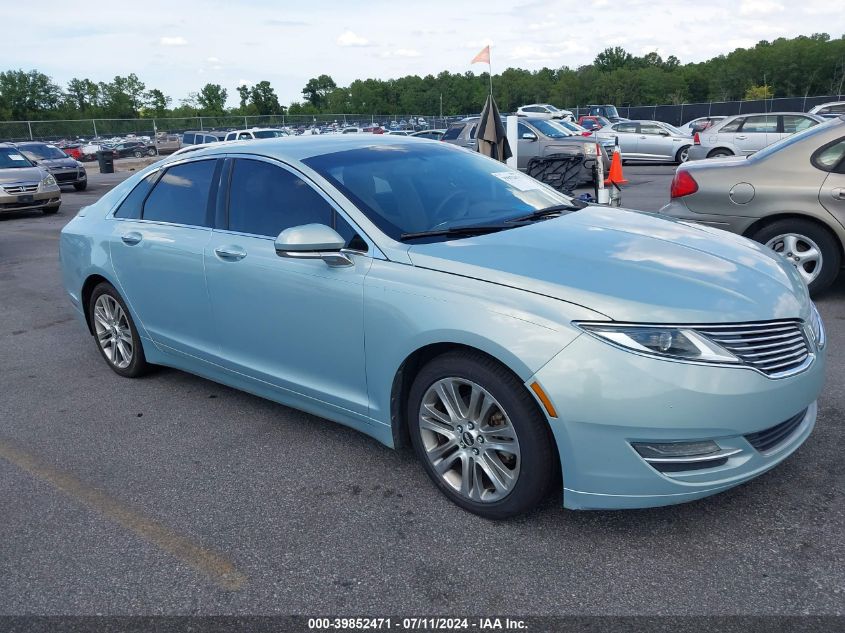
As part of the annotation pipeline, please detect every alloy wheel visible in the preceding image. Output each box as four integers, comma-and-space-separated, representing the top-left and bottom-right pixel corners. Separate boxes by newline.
418, 378, 520, 503
93, 294, 133, 369
765, 233, 823, 285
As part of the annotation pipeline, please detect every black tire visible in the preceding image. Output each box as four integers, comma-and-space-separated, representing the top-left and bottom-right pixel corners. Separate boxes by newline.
42, 204, 60, 215
707, 148, 733, 158
132, 150, 144, 158
676, 145, 691, 164
407, 350, 555, 519
88, 282, 150, 378
146, 148, 156, 157
73, 181, 87, 191
750, 218, 841, 295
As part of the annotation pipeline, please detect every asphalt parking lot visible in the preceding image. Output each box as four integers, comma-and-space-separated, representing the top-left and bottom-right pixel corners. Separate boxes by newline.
1, 165, 843, 616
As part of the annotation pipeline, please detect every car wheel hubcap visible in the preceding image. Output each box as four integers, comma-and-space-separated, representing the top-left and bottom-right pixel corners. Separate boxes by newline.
765, 233, 823, 285
418, 378, 520, 503
93, 295, 133, 369
679, 148, 689, 162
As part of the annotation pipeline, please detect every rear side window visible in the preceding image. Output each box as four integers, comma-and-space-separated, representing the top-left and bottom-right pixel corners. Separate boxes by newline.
182, 133, 196, 145
812, 138, 845, 173
441, 124, 466, 141
114, 172, 158, 219
615, 122, 637, 133
782, 116, 817, 134
143, 160, 217, 227
227, 159, 334, 237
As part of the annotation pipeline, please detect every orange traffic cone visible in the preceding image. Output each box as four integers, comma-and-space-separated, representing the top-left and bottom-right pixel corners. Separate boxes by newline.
605, 145, 628, 186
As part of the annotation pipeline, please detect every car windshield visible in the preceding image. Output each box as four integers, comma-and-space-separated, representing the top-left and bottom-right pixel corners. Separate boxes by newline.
253, 130, 285, 138
303, 143, 572, 241
528, 119, 574, 138
556, 120, 586, 133
749, 118, 840, 162
0, 147, 35, 168
19, 144, 68, 160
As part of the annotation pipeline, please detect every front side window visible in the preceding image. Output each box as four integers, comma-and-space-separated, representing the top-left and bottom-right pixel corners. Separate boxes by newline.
640, 123, 667, 136
442, 124, 466, 141
518, 123, 533, 137
182, 133, 196, 145
227, 159, 335, 237
614, 122, 638, 134
238, 132, 252, 140
142, 159, 217, 227
303, 143, 573, 241
782, 115, 817, 134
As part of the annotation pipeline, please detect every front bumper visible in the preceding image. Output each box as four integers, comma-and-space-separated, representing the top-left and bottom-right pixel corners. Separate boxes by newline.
0, 185, 61, 213
50, 167, 87, 186
529, 332, 826, 510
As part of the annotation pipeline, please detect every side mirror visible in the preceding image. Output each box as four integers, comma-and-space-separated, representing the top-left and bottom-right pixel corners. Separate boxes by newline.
274, 223, 353, 267
521, 132, 538, 141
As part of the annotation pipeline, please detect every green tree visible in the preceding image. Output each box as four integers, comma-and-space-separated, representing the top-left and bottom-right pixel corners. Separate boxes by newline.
143, 89, 171, 116
302, 74, 337, 109
250, 81, 282, 115
197, 83, 228, 114
0, 70, 62, 119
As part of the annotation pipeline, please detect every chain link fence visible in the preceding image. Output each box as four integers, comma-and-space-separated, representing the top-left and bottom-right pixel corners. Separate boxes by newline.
2, 94, 843, 142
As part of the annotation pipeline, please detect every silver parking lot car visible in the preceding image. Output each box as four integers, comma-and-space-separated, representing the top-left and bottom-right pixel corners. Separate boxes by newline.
0, 143, 61, 215
688, 112, 825, 160
596, 119, 693, 163
661, 116, 845, 294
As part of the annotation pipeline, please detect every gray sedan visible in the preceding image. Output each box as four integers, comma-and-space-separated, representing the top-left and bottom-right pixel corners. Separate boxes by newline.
595, 120, 693, 163
660, 116, 845, 294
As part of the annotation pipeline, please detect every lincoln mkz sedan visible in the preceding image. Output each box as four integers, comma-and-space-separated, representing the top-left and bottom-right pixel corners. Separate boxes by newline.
60, 136, 826, 518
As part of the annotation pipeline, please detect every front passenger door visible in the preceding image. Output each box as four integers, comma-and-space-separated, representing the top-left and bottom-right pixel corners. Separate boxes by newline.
204, 157, 372, 415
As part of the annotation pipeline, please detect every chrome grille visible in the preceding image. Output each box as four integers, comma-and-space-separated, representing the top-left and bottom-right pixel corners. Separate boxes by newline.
696, 321, 810, 376
3, 183, 38, 194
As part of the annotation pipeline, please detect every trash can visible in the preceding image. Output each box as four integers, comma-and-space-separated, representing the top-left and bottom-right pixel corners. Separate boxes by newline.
97, 149, 114, 174
525, 153, 585, 195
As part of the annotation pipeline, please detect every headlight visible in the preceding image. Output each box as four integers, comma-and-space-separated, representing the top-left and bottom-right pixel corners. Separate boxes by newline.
576, 323, 739, 363
809, 303, 825, 349
582, 143, 598, 156
41, 174, 56, 187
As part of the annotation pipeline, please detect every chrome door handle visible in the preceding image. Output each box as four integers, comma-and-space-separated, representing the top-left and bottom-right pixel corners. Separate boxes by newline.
121, 232, 142, 245
735, 135, 747, 140
833, 188, 845, 201
214, 246, 247, 261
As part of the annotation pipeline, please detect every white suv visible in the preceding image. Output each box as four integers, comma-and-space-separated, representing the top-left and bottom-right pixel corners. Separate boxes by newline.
516, 104, 573, 121
224, 128, 288, 141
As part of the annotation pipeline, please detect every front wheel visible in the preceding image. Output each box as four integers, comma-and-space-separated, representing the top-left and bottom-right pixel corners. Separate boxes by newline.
408, 351, 555, 519
132, 150, 144, 158
42, 204, 60, 215
676, 145, 691, 163
73, 181, 87, 191
88, 283, 150, 377
751, 219, 841, 295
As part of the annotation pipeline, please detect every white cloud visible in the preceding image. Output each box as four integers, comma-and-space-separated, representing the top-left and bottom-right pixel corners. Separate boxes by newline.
739, 0, 784, 15
337, 30, 370, 47
528, 21, 557, 30
381, 48, 421, 58
206, 56, 220, 62
159, 36, 188, 46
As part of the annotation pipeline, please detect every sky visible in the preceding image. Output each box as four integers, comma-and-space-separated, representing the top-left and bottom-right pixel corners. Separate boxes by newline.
1, 0, 843, 108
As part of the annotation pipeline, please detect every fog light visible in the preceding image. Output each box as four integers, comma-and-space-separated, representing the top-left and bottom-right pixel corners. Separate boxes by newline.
632, 440, 720, 459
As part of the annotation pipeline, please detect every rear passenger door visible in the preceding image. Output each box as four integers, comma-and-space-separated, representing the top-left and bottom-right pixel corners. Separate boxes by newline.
734, 115, 777, 154
815, 137, 845, 225
108, 159, 222, 360
203, 156, 372, 415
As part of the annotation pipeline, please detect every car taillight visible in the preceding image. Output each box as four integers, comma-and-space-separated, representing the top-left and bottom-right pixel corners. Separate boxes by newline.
670, 170, 699, 198
581, 131, 592, 136
693, 132, 701, 145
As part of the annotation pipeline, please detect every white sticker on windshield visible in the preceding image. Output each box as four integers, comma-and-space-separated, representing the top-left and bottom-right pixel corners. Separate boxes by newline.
491, 170, 541, 191
8, 154, 26, 161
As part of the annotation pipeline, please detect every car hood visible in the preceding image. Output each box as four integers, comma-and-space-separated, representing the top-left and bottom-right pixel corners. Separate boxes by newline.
406, 206, 810, 324
0, 166, 46, 184
35, 157, 79, 169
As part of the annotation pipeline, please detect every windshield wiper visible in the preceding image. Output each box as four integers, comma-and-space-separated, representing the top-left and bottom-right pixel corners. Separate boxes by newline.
505, 201, 587, 223
399, 224, 511, 241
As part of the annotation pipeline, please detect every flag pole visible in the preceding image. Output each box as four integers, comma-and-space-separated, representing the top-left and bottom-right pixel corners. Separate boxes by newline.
488, 49, 493, 96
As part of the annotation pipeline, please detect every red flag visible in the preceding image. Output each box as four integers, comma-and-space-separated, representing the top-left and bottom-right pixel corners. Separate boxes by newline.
471, 45, 490, 65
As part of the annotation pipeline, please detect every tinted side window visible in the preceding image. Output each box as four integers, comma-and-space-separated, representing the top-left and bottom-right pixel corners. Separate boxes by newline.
518, 123, 533, 137
182, 133, 196, 145
227, 159, 334, 237
114, 172, 158, 219
468, 125, 478, 139
143, 160, 217, 226
615, 122, 638, 133
640, 123, 666, 135
441, 124, 466, 141
812, 138, 845, 173
782, 115, 817, 134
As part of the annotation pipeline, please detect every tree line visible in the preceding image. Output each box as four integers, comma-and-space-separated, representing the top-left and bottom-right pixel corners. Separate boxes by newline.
1, 33, 843, 122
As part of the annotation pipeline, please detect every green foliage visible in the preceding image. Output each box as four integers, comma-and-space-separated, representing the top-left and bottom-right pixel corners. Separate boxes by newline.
1, 34, 844, 122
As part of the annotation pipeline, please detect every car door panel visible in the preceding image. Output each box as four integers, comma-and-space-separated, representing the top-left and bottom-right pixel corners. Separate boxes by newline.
203, 156, 371, 415
820, 172, 845, 225
735, 115, 777, 154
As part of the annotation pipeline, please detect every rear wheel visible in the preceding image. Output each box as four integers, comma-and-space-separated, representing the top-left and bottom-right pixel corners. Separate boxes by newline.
707, 148, 732, 158
408, 350, 555, 519
751, 219, 840, 295
146, 148, 157, 156
88, 283, 150, 377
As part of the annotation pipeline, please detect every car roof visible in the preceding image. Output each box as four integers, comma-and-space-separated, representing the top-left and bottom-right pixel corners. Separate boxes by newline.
161, 134, 435, 164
